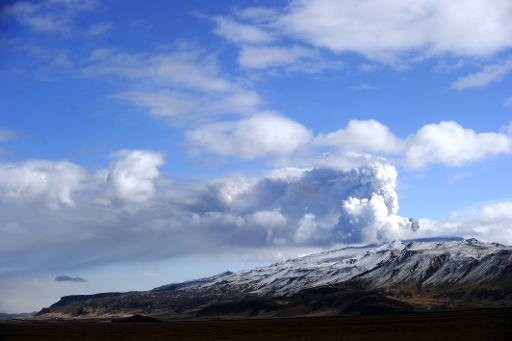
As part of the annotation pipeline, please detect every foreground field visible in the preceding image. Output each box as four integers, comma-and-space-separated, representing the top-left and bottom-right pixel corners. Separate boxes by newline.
1, 308, 511, 340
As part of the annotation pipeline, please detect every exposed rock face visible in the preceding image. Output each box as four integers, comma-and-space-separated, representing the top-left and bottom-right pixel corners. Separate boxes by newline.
37, 238, 512, 319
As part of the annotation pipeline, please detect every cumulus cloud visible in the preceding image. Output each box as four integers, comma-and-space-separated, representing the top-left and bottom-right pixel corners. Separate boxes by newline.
315, 120, 404, 154
0, 161, 86, 207
54, 275, 86, 283
310, 119, 512, 169
404, 121, 512, 169
294, 213, 319, 243
187, 113, 313, 159
186, 118, 512, 168
106, 150, 165, 203
451, 57, 512, 90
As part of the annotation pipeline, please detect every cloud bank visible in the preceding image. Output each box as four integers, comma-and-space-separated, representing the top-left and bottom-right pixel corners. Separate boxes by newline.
0, 152, 419, 275
2, 148, 511, 279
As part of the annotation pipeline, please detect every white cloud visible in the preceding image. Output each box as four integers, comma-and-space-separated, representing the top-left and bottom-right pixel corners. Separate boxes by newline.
248, 210, 287, 229
416, 201, 512, 244
315, 120, 404, 154
278, 0, 512, 61
106, 150, 165, 203
213, 17, 274, 44
186, 117, 512, 168
86, 22, 112, 36
237, 45, 342, 73
187, 113, 313, 159
86, 48, 234, 93
235, 7, 279, 23
311, 119, 512, 169
238, 45, 313, 69
1, 0, 98, 34
451, 57, 512, 90
349, 83, 379, 91
114, 89, 262, 120
221, 0, 512, 68
404, 121, 512, 169
294, 213, 319, 243
0, 160, 86, 207
340, 194, 410, 243
85, 47, 264, 121
113, 91, 199, 119
0, 150, 164, 208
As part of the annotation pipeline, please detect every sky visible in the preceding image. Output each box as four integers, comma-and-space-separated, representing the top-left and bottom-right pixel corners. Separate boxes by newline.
0, 0, 512, 313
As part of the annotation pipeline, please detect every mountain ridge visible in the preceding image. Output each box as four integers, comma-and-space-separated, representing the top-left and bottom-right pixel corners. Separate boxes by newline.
36, 238, 512, 319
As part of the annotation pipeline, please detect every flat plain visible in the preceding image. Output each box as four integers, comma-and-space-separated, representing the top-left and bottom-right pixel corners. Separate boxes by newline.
1, 308, 511, 340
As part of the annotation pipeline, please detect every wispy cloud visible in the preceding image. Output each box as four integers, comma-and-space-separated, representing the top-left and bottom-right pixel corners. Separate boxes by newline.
1, 0, 98, 34
86, 22, 112, 37
349, 83, 379, 91
83, 46, 264, 122
0, 129, 17, 142
504, 96, 512, 108
213, 16, 274, 44
451, 57, 512, 90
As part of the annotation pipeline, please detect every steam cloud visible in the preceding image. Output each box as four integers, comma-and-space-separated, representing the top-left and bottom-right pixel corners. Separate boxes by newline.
0, 152, 418, 274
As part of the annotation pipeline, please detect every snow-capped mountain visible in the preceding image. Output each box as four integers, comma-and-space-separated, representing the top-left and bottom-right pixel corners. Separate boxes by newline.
37, 238, 512, 318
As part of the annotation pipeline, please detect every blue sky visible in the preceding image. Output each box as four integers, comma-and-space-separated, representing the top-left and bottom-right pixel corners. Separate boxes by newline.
1, 0, 512, 312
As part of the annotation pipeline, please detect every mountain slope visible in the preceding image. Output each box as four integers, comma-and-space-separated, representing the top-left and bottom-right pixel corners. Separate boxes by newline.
37, 238, 512, 318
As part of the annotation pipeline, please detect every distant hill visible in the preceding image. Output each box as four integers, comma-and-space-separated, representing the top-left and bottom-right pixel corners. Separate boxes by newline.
0, 312, 36, 319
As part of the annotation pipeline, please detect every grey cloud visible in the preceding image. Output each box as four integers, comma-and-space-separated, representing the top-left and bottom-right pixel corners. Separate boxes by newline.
54, 275, 86, 283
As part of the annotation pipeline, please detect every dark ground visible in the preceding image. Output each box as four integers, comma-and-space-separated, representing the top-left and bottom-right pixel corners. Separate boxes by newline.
1, 308, 511, 340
